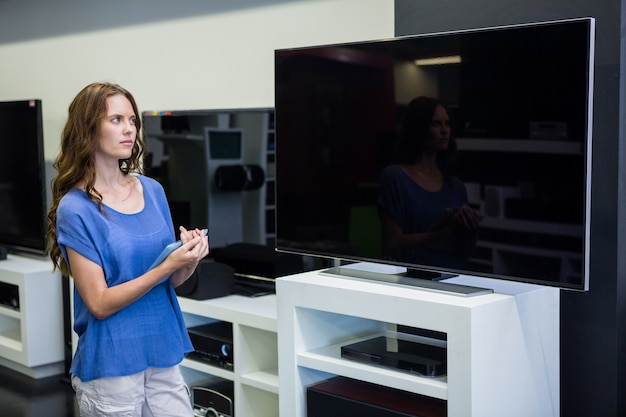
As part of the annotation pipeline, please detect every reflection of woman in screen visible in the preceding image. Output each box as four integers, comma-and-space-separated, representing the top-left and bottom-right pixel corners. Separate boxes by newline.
377, 96, 480, 270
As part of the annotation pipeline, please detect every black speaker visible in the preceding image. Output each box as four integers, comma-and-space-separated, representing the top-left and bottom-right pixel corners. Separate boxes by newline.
0, 281, 19, 310
242, 164, 264, 190
191, 378, 233, 417
175, 260, 234, 300
307, 376, 446, 417
214, 164, 265, 191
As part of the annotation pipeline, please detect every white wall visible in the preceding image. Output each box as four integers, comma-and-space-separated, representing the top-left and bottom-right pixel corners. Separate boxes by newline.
0, 0, 394, 160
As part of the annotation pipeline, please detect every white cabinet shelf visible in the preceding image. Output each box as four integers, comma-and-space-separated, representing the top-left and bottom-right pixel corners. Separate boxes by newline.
0, 329, 22, 350
298, 333, 449, 401
0, 305, 21, 318
0, 255, 64, 378
276, 268, 559, 417
178, 294, 279, 417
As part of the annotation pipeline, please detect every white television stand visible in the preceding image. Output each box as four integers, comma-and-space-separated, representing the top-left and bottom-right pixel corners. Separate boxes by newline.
0, 255, 64, 378
276, 267, 559, 417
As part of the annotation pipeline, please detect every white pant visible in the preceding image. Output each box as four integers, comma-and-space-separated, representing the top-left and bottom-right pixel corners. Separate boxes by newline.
71, 366, 193, 417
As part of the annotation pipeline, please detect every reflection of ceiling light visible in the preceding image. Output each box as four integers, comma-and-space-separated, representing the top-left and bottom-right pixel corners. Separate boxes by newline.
414, 55, 462, 66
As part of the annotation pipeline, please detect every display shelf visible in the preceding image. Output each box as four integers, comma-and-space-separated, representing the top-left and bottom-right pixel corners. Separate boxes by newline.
238, 323, 279, 394
0, 305, 20, 318
178, 294, 277, 332
178, 293, 278, 417
240, 384, 279, 417
0, 314, 22, 347
240, 368, 279, 394
0, 329, 22, 350
276, 267, 559, 417
181, 357, 234, 381
298, 333, 448, 400
0, 255, 64, 378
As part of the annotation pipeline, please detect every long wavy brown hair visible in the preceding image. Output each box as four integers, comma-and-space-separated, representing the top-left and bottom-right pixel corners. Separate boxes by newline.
391, 96, 458, 181
47, 82, 145, 276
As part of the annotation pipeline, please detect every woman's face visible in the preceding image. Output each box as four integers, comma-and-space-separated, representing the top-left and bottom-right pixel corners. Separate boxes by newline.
426, 104, 451, 152
95, 94, 137, 163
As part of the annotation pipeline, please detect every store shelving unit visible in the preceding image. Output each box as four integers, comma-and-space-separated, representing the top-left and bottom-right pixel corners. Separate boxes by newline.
0, 255, 64, 378
178, 294, 279, 417
276, 267, 560, 417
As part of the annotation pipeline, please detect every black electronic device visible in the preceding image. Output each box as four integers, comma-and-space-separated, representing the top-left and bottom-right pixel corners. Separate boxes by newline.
215, 242, 305, 296
0, 281, 19, 311
274, 18, 595, 291
191, 378, 234, 417
341, 335, 446, 377
307, 376, 446, 417
175, 260, 235, 300
214, 242, 304, 279
187, 321, 234, 371
0, 99, 47, 256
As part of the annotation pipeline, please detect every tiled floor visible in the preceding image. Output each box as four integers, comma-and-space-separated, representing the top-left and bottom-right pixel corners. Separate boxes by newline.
0, 366, 77, 417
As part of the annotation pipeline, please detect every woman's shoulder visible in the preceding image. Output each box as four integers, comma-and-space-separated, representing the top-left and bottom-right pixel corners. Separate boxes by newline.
135, 174, 165, 194
380, 164, 404, 177
58, 188, 90, 211
135, 174, 160, 188
57, 188, 99, 223
448, 175, 465, 188
135, 174, 168, 206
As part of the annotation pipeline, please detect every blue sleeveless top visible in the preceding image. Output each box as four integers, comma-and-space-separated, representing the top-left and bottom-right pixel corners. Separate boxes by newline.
377, 165, 469, 269
57, 175, 193, 382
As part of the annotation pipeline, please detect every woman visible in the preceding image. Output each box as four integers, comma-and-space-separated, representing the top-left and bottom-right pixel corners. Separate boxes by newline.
47, 82, 209, 416
377, 96, 480, 270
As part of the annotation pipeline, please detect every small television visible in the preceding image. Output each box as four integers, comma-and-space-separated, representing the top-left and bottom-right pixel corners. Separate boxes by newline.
0, 99, 48, 256
274, 17, 594, 291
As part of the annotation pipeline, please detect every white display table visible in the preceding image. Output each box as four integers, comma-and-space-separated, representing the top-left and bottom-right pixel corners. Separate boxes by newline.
276, 266, 559, 417
0, 255, 64, 378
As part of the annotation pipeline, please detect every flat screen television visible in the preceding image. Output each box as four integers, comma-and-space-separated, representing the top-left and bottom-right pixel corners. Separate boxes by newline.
274, 17, 594, 291
0, 99, 48, 255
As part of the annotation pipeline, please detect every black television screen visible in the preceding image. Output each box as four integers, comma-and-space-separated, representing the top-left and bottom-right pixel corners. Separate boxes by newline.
274, 18, 594, 291
0, 99, 48, 255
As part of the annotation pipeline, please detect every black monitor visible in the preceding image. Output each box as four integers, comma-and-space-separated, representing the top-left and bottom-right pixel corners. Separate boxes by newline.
274, 18, 594, 291
0, 99, 47, 255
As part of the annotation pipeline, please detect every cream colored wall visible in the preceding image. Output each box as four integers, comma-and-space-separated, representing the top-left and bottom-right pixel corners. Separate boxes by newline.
0, 0, 394, 161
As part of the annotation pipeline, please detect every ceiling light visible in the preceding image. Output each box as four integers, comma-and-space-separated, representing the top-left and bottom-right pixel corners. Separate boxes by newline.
414, 55, 462, 66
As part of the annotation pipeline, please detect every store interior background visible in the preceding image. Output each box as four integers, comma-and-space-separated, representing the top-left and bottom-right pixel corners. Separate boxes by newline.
0, 0, 625, 416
